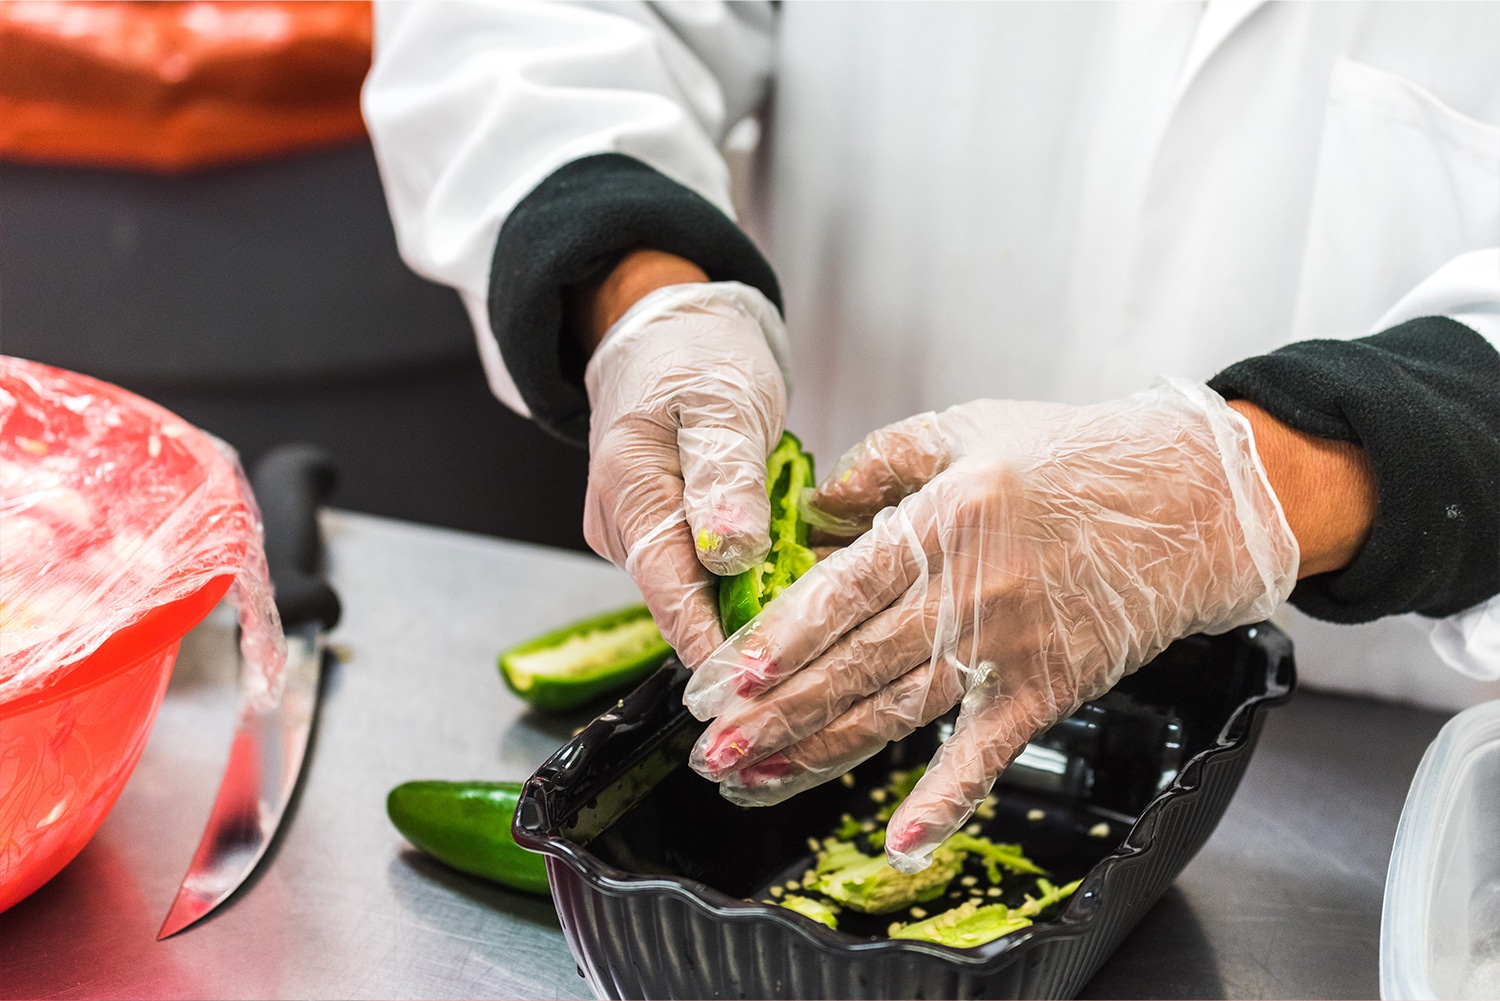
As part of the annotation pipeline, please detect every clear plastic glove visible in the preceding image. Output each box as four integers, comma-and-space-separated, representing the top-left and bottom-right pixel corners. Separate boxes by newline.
584, 281, 789, 669
682, 379, 1299, 872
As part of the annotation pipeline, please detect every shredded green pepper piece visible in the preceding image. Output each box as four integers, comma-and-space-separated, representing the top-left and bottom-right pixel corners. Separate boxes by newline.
779, 894, 841, 929
945, 833, 1048, 879
806, 837, 967, 915
887, 877, 1083, 947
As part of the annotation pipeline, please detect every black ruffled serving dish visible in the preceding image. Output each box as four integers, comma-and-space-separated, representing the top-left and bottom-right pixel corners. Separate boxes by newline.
514, 624, 1294, 1000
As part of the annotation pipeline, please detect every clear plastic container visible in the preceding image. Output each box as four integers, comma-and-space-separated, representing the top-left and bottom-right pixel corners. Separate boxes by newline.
1382, 699, 1500, 1000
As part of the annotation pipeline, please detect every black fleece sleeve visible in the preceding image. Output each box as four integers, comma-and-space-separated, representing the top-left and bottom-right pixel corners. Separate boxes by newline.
487, 153, 782, 443
1209, 317, 1500, 623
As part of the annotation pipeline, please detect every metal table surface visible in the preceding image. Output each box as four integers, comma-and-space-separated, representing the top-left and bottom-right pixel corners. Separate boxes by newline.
0, 510, 1449, 1000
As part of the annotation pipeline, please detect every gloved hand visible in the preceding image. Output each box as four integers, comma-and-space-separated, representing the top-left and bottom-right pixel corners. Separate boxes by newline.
682, 379, 1299, 872
584, 281, 789, 669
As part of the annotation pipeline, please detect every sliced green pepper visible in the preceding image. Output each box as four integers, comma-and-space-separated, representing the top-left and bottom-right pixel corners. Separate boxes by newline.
386, 780, 549, 895
718, 431, 818, 634
499, 603, 672, 712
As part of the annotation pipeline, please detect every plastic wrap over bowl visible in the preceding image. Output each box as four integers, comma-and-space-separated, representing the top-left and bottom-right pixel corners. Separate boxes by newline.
0, 356, 277, 913
515, 624, 1295, 1000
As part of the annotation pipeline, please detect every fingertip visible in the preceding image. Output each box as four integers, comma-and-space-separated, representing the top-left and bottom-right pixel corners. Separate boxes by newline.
813, 413, 952, 525
884, 789, 959, 873
682, 627, 769, 715
737, 752, 793, 785
884, 815, 927, 856
679, 426, 775, 573
690, 725, 754, 779
682, 661, 734, 718
886, 847, 933, 875
686, 492, 773, 574
695, 530, 771, 577
718, 754, 803, 807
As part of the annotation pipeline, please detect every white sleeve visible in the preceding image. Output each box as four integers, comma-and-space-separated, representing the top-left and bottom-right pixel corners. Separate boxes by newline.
1371, 248, 1500, 350
361, 0, 775, 414
1431, 596, 1500, 682
1369, 248, 1500, 681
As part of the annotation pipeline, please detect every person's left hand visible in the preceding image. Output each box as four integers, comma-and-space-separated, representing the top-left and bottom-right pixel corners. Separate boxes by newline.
681, 380, 1299, 873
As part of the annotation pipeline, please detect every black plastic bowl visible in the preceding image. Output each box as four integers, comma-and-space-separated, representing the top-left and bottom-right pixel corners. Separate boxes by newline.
514, 624, 1294, 1000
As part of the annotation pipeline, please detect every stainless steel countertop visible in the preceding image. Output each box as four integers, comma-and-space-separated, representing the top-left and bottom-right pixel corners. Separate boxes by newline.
0, 510, 1449, 1000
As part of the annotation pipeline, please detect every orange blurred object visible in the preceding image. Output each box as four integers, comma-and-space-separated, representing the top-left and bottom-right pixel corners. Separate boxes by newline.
0, 0, 371, 172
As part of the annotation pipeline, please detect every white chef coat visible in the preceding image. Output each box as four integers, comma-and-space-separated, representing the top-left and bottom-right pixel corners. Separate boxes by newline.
362, 0, 1500, 711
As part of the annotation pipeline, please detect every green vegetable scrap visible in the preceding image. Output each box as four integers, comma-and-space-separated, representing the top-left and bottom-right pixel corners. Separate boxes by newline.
944, 833, 1048, 883
498, 603, 672, 712
832, 813, 865, 840
778, 894, 841, 929
1019, 878, 1085, 917
888, 876, 1084, 947
755, 763, 1082, 948
807, 836, 968, 915
888, 899, 1033, 948
386, 780, 549, 895
717, 431, 818, 634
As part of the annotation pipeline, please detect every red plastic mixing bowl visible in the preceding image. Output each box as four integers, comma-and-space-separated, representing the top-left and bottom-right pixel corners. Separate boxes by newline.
1, 355, 270, 915
0, 573, 233, 913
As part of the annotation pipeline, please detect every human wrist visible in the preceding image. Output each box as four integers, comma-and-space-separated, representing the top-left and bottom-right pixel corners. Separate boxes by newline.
574, 249, 709, 355
1228, 399, 1377, 578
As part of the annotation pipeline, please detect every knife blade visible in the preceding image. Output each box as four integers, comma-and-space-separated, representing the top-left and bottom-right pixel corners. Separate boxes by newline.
158, 444, 341, 940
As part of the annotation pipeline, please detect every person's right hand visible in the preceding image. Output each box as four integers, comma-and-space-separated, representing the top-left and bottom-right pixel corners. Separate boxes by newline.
583, 279, 789, 668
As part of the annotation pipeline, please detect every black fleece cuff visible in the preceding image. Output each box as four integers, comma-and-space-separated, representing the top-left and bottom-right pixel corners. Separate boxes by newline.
487, 153, 782, 443
1209, 317, 1500, 623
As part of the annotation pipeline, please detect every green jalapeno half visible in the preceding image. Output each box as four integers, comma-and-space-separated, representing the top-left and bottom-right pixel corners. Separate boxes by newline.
717, 431, 818, 635
498, 604, 672, 712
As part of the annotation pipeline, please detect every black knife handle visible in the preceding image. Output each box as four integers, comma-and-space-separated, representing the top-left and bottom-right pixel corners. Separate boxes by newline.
251, 444, 341, 630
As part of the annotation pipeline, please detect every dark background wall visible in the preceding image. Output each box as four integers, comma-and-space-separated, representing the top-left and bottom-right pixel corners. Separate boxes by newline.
0, 141, 592, 552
